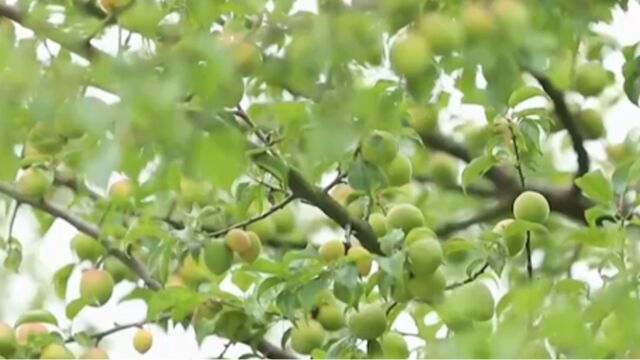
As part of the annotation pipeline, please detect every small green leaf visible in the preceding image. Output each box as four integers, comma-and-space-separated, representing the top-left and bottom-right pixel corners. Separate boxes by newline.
66, 298, 88, 319
508, 86, 546, 107
375, 252, 405, 281
71, 331, 94, 347
298, 276, 329, 311
575, 170, 613, 204
461, 155, 495, 193
4, 246, 22, 273
377, 229, 404, 256
16, 309, 59, 326
53, 263, 75, 300
348, 158, 385, 191
231, 269, 259, 292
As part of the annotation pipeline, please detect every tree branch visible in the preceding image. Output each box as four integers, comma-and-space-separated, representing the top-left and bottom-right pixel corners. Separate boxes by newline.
208, 195, 295, 237
435, 202, 511, 238
445, 262, 490, 290
414, 175, 496, 197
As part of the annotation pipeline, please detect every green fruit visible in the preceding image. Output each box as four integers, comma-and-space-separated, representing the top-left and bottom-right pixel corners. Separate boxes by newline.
103, 257, 137, 282
39, 343, 73, 359
493, 219, 525, 256
348, 304, 387, 340
316, 304, 345, 331
238, 231, 262, 263
513, 191, 550, 224
407, 105, 438, 134
318, 240, 345, 262
224, 229, 252, 253
462, 3, 495, 40
81, 347, 108, 359
15, 323, 48, 345
521, 340, 550, 359
80, 269, 114, 306
272, 207, 295, 233
390, 32, 431, 77
574, 63, 610, 97
419, 13, 464, 54
347, 246, 373, 276
177, 255, 210, 286
458, 282, 495, 321
427, 152, 458, 186
385, 154, 413, 187
203, 238, 234, 275
133, 329, 153, 354
246, 218, 276, 241
70, 233, 105, 262
577, 108, 606, 139
405, 227, 438, 246
408, 239, 443, 276
443, 238, 471, 264
369, 213, 388, 237
361, 130, 399, 167
165, 274, 187, 288
329, 184, 353, 205
17, 168, 52, 198
27, 122, 65, 155
493, 0, 530, 38
436, 296, 472, 332
381, 332, 409, 359
179, 177, 211, 206
387, 204, 425, 234
0, 323, 16, 358
231, 39, 262, 76
347, 198, 366, 219
407, 269, 446, 304
290, 319, 325, 354
108, 179, 134, 206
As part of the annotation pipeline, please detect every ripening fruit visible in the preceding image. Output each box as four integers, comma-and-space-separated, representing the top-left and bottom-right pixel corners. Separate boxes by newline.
513, 191, 550, 224
390, 32, 431, 77
361, 130, 399, 167
574, 63, 611, 97
177, 255, 210, 286
0, 323, 16, 358
70, 233, 105, 262
203, 238, 234, 275
385, 155, 413, 187
407, 105, 438, 134
347, 246, 373, 276
457, 282, 495, 321
224, 229, 252, 253
103, 256, 137, 283
368, 213, 388, 237
290, 319, 325, 355
272, 207, 295, 233
408, 239, 443, 276
387, 204, 425, 233
230, 39, 263, 76
427, 152, 458, 186
436, 297, 472, 332
15, 323, 48, 345
407, 269, 446, 304
27, 122, 65, 155
462, 3, 495, 41
347, 304, 387, 340
493, 218, 525, 256
81, 347, 108, 359
179, 177, 211, 206
98, 0, 121, 13
17, 167, 51, 198
577, 108, 606, 139
493, 0, 530, 36
318, 240, 346, 262
347, 198, 366, 219
246, 218, 276, 241
133, 328, 153, 354
381, 332, 409, 359
39, 343, 74, 359
316, 303, 345, 331
80, 269, 114, 307
329, 184, 353, 205
419, 13, 464, 54
405, 227, 438, 246
238, 231, 262, 263
108, 179, 134, 206
165, 274, 187, 288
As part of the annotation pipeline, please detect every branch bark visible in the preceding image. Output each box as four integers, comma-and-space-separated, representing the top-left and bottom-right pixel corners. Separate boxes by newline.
435, 202, 511, 238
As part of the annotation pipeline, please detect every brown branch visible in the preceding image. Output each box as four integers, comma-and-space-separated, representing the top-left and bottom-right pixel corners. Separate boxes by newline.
436, 202, 511, 238
414, 175, 495, 197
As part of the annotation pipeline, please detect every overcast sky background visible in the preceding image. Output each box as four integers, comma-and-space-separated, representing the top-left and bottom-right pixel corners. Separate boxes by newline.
1, 0, 640, 358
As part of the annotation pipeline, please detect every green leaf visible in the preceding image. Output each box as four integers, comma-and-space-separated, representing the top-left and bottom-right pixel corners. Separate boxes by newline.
65, 298, 88, 320
377, 229, 404, 256
298, 276, 329, 311
334, 265, 362, 306
508, 86, 546, 107
348, 158, 385, 191
16, 309, 59, 326
375, 252, 405, 281
3, 246, 22, 273
575, 170, 613, 204
231, 269, 259, 292
461, 155, 495, 193
70, 331, 94, 347
53, 263, 75, 300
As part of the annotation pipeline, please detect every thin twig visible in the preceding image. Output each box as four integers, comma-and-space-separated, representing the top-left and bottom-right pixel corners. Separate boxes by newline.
216, 341, 234, 359
6, 202, 20, 247
435, 202, 511, 238
445, 262, 490, 290
209, 195, 295, 237
64, 317, 159, 345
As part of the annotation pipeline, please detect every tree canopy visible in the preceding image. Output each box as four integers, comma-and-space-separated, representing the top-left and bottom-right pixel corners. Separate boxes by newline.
1, 0, 640, 358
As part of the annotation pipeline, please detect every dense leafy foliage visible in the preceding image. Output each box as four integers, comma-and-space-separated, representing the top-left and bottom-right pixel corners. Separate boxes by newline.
1, 0, 640, 358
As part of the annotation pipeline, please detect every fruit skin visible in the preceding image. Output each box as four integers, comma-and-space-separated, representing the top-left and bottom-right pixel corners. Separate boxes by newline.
203, 238, 234, 275
405, 227, 438, 246
39, 343, 74, 359
15, 323, 48, 345
408, 239, 443, 276
462, 3, 495, 41
290, 319, 325, 355
108, 179, 134, 206
387, 204, 425, 233
361, 130, 399, 167
228, 38, 263, 76
457, 282, 495, 321
316, 304, 345, 331
513, 191, 550, 224
177, 254, 210, 286
419, 13, 464, 54
224, 229, 252, 253
165, 274, 187, 288
348, 304, 387, 340
81, 347, 108, 359
407, 269, 446, 304
577, 108, 606, 139
574, 63, 611, 97
318, 240, 346, 262
493, 218, 525, 256
381, 332, 409, 359
390, 32, 431, 77
103, 256, 137, 282
0, 323, 16, 358
329, 184, 353, 205
408, 105, 438, 134
80, 269, 114, 306
238, 231, 262, 263
427, 152, 458, 186
347, 246, 373, 276
70, 233, 105, 262
17, 168, 52, 198
133, 329, 153, 354
369, 213, 388, 237
246, 218, 276, 241
385, 154, 413, 187
27, 122, 65, 155
179, 177, 211, 206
